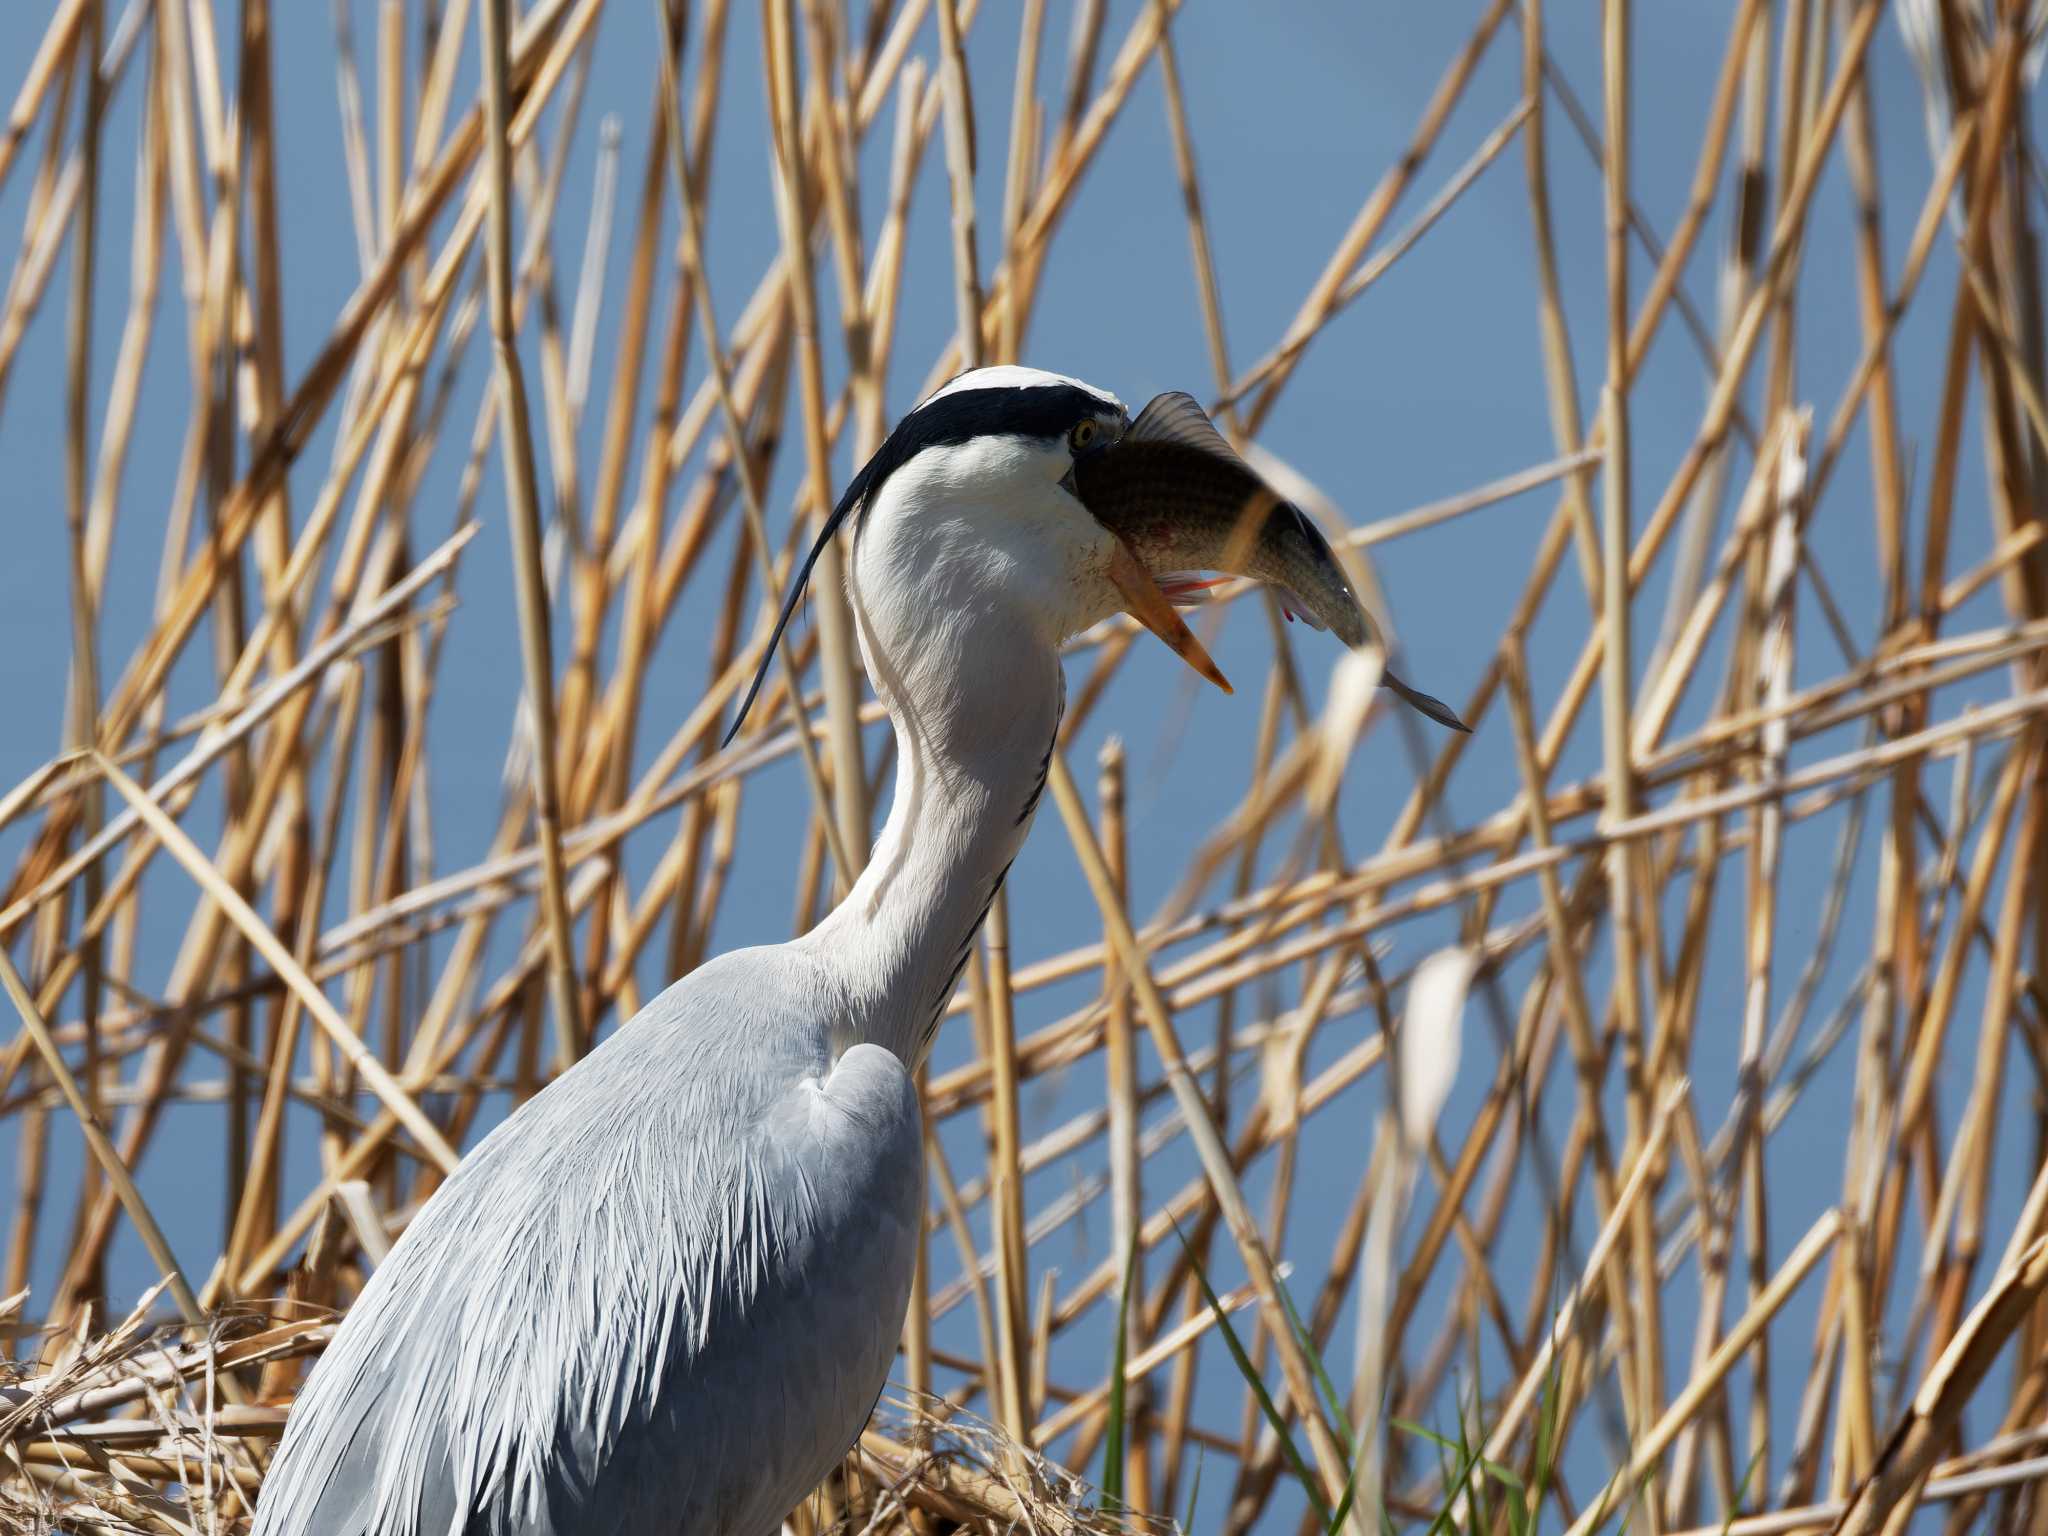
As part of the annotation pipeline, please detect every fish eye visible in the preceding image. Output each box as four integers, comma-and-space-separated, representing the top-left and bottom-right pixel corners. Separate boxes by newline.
1068, 419, 1102, 452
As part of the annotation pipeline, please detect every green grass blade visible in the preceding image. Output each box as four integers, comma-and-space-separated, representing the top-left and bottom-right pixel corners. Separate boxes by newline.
1100, 1226, 1140, 1508
1168, 1214, 1332, 1523
1391, 1414, 1526, 1492
1327, 1460, 1363, 1534
1519, 1323, 1566, 1531
1279, 1273, 1357, 1448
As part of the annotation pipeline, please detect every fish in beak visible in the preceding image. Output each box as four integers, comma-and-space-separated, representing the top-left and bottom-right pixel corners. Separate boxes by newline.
1070, 392, 1469, 732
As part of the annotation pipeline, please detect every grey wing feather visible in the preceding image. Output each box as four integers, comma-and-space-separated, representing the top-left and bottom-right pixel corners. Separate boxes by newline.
252, 948, 923, 1536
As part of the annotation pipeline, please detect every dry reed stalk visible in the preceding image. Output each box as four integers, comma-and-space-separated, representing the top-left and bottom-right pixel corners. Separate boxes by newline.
0, 951, 197, 1327
931, 0, 981, 373
1043, 753, 1356, 1517
477, 0, 584, 1071
1518, 0, 1599, 608
980, 892, 1032, 1449
649, 0, 854, 893
1097, 737, 1147, 1506
91, 752, 459, 1175
763, 0, 871, 881
1225, 0, 1514, 431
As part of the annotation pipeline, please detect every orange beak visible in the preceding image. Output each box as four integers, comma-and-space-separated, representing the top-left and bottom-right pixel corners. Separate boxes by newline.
1107, 536, 1232, 695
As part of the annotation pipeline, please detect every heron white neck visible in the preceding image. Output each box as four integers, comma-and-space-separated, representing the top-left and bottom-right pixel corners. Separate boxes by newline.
798, 600, 1065, 1069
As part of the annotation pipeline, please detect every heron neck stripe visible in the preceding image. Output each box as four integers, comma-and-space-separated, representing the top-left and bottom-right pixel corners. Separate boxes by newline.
722, 383, 1116, 746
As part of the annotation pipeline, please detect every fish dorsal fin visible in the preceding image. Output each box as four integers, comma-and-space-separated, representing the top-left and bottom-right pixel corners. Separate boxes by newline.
1125, 390, 1309, 544
1123, 391, 1251, 469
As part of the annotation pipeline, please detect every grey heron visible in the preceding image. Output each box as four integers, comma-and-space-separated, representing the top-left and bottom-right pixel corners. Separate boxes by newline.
252, 365, 1463, 1536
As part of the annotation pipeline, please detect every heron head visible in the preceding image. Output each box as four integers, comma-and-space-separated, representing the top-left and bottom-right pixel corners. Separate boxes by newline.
855, 368, 1234, 683
722, 365, 1233, 744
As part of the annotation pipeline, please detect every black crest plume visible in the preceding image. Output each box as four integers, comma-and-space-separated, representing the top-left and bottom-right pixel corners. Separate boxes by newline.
719, 380, 1121, 746
721, 463, 873, 749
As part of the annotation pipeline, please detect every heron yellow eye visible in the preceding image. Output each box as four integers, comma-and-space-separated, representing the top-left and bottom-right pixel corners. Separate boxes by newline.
1069, 419, 1101, 452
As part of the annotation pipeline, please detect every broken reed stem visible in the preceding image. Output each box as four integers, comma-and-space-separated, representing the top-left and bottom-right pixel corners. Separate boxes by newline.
1097, 736, 1149, 1505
